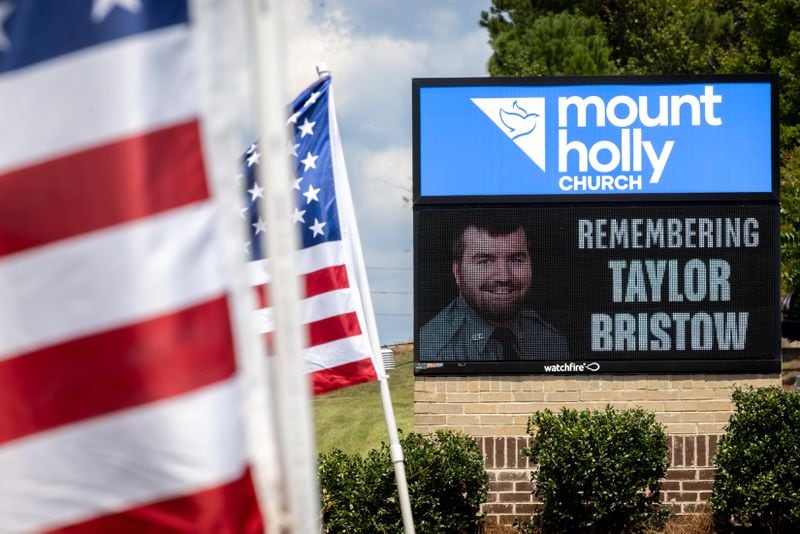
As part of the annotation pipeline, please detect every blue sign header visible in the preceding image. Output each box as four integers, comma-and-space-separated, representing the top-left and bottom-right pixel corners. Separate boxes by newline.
415, 77, 776, 200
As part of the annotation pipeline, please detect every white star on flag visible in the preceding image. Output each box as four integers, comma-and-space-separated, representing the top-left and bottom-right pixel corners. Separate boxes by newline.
91, 0, 142, 23
252, 216, 267, 236
287, 111, 301, 124
302, 184, 320, 204
305, 91, 321, 107
309, 218, 326, 237
291, 207, 306, 224
246, 150, 261, 167
247, 182, 264, 201
297, 118, 316, 138
300, 152, 318, 171
292, 177, 303, 190
0, 2, 13, 52
288, 142, 300, 157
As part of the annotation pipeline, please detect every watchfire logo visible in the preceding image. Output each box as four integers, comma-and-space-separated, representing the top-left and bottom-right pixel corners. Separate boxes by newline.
472, 86, 724, 191
543, 362, 601, 373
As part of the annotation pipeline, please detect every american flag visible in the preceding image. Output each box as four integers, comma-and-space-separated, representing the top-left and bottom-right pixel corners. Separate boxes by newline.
0, 1, 264, 531
243, 75, 383, 394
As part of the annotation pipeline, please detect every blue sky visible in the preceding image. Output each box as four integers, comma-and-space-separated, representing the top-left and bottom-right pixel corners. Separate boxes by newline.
285, 1, 493, 344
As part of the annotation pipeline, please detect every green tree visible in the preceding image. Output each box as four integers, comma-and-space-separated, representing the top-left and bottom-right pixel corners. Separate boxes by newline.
719, 0, 800, 149
481, 1, 608, 77
481, 0, 734, 76
780, 145, 800, 289
485, 11, 616, 76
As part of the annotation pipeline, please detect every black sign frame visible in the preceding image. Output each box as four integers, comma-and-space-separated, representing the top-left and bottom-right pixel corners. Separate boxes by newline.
413, 75, 781, 376
412, 74, 779, 205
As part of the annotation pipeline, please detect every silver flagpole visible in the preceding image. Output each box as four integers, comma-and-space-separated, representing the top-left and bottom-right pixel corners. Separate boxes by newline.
317, 63, 416, 534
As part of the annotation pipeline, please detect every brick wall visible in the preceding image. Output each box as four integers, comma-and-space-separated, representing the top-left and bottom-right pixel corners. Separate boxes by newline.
663, 435, 719, 514
474, 435, 720, 525
414, 374, 779, 525
476, 436, 533, 525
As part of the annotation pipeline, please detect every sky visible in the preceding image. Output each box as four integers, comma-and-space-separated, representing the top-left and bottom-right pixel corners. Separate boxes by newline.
282, 1, 494, 345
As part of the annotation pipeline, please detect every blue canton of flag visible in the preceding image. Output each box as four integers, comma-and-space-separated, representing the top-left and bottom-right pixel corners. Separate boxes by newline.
244, 77, 341, 259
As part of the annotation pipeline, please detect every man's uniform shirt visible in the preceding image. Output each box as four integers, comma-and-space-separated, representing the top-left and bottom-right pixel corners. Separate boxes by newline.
419, 297, 569, 361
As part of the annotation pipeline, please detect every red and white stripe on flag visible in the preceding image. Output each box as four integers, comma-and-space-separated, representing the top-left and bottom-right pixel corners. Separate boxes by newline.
0, 2, 262, 532
247, 241, 380, 395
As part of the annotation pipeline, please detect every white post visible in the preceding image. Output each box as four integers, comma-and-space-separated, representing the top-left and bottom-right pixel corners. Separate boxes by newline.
249, 1, 320, 532
360, 266, 415, 534
379, 378, 416, 534
188, 1, 280, 531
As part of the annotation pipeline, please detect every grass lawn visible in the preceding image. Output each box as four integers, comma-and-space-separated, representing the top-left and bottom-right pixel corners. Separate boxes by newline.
313, 343, 414, 455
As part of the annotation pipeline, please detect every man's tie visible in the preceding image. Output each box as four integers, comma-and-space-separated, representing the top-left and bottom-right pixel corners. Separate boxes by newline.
492, 327, 519, 360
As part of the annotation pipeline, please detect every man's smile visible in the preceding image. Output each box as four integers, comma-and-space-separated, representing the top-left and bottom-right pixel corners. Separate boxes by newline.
482, 284, 521, 295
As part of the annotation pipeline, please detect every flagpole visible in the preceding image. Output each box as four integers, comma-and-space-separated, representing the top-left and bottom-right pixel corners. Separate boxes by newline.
189, 2, 281, 531
317, 63, 416, 534
248, 1, 320, 532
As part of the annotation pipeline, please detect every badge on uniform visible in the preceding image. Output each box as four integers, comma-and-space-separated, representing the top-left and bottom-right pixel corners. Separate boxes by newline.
471, 333, 484, 342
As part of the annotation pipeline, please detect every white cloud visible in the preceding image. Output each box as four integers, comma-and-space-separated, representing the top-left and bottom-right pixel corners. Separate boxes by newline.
285, 1, 490, 135
348, 146, 413, 253
358, 147, 413, 207
278, 0, 492, 343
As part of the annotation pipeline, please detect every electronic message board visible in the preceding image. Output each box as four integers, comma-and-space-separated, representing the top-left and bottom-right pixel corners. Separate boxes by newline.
413, 76, 780, 375
414, 76, 777, 201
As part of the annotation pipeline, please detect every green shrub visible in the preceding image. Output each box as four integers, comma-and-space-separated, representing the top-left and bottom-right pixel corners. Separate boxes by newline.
518, 405, 669, 533
710, 386, 800, 532
318, 429, 489, 533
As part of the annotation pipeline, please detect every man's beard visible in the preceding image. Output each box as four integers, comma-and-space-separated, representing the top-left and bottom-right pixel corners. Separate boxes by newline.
461, 281, 528, 325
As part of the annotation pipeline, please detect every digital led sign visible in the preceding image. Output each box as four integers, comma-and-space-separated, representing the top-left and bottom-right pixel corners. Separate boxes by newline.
415, 205, 779, 374
413, 75, 780, 375
414, 76, 777, 200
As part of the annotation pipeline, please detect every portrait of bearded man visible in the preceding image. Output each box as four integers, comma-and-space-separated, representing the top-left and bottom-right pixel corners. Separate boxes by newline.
419, 215, 569, 361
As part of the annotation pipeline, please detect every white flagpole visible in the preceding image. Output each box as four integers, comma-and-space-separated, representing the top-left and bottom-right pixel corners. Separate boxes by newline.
318, 63, 416, 534
189, 1, 280, 531
248, 1, 320, 532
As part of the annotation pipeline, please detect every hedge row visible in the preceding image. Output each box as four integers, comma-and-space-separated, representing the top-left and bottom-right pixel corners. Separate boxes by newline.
518, 405, 669, 533
711, 386, 800, 532
319, 387, 800, 533
319, 429, 488, 533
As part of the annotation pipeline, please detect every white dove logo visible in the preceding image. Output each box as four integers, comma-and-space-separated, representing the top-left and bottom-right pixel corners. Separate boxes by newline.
472, 96, 546, 172
500, 101, 539, 140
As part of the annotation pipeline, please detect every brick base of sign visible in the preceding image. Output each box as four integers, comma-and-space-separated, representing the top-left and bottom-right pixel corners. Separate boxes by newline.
477, 434, 719, 526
